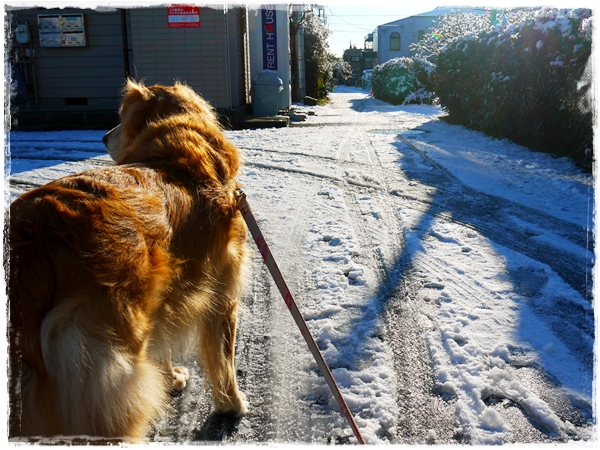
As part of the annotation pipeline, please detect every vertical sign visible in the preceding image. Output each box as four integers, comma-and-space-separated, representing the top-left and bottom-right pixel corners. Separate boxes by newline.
168, 5, 200, 28
261, 5, 277, 70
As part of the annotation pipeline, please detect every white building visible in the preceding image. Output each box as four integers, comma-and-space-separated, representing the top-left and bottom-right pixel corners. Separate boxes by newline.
373, 7, 488, 65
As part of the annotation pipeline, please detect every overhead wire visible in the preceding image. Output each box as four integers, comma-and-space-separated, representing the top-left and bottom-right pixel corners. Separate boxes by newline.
326, 7, 375, 32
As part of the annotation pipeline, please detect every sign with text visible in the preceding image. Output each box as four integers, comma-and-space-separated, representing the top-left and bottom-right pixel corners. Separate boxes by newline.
168, 5, 200, 28
261, 6, 277, 70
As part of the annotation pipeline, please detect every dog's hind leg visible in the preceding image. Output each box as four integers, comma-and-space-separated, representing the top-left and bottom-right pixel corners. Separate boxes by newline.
199, 300, 248, 417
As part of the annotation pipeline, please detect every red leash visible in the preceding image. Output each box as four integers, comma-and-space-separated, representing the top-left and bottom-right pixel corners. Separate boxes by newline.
235, 190, 366, 445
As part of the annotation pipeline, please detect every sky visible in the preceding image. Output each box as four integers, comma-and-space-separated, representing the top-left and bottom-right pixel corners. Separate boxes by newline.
322, 0, 591, 57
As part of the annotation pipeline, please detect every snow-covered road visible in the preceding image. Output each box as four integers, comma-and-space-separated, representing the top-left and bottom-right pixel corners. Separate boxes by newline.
5, 86, 596, 445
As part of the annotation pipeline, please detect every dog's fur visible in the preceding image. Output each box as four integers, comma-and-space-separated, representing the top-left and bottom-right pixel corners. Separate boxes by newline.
8, 80, 249, 439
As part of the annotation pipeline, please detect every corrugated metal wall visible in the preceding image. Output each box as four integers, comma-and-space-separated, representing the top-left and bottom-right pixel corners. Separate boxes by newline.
129, 7, 232, 109
10, 6, 250, 113
10, 8, 127, 110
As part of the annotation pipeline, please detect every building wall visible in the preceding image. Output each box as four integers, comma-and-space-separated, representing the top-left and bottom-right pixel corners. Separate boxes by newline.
129, 7, 233, 109
10, 6, 251, 115
9, 8, 127, 111
375, 16, 436, 65
227, 7, 251, 107
343, 48, 375, 72
343, 48, 362, 71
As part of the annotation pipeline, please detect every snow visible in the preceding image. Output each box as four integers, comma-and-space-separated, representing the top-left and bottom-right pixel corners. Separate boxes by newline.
532, 7, 588, 37
409, 217, 591, 442
396, 119, 592, 227
3, 85, 595, 445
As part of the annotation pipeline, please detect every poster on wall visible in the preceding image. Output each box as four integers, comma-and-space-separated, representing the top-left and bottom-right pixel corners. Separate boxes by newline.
261, 5, 277, 70
168, 5, 200, 28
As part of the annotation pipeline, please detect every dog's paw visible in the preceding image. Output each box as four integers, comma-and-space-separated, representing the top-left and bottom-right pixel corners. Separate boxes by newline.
214, 390, 249, 417
232, 391, 249, 417
170, 366, 190, 391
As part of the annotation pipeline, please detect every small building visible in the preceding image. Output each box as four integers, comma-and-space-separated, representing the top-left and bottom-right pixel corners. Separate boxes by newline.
343, 48, 362, 71
343, 46, 376, 73
7, 4, 294, 130
362, 33, 375, 69
373, 6, 488, 65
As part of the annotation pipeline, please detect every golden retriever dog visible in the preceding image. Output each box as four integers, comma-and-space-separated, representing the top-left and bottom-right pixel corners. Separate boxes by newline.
8, 80, 248, 439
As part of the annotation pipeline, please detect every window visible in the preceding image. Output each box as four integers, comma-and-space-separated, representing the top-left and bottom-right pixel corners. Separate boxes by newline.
390, 32, 400, 51
418, 30, 425, 41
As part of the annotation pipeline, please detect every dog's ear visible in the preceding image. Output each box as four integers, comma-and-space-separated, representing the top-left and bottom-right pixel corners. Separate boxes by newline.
117, 79, 156, 151
123, 79, 152, 102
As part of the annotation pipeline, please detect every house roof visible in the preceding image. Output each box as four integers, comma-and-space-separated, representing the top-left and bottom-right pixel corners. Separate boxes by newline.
379, 6, 489, 26
415, 6, 489, 16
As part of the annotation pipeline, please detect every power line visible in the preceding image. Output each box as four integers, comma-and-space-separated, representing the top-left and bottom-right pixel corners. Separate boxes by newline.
326, 7, 375, 32
330, 14, 408, 17
329, 29, 375, 33
329, 26, 377, 31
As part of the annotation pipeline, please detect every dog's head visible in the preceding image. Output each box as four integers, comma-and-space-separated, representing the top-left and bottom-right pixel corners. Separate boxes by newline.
103, 79, 219, 164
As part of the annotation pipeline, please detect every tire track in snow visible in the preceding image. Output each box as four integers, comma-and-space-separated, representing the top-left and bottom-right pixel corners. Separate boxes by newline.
372, 127, 593, 442
244, 137, 591, 302
236, 170, 338, 443
226, 250, 278, 443
397, 134, 587, 248
333, 124, 452, 444
252, 124, 413, 443
238, 129, 592, 444
383, 267, 459, 445
240, 123, 406, 443
359, 126, 593, 444
351, 127, 462, 444
241, 122, 406, 442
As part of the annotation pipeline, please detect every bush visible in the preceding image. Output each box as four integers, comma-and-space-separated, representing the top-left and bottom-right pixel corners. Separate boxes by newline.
434, 8, 593, 170
302, 11, 334, 100
371, 57, 435, 105
332, 58, 352, 85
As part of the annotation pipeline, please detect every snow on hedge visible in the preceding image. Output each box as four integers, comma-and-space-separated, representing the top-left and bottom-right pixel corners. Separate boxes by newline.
370, 57, 435, 106
434, 7, 592, 169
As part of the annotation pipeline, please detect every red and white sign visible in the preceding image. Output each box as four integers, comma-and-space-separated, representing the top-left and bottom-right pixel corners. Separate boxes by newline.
168, 5, 200, 28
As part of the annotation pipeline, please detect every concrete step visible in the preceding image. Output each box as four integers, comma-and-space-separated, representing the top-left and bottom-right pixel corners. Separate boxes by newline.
240, 115, 290, 129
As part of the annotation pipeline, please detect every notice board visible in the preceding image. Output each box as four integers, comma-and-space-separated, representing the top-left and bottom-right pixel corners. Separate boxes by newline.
168, 5, 200, 28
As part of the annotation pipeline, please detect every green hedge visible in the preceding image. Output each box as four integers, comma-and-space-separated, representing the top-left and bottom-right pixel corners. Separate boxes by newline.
371, 57, 434, 105
434, 8, 593, 170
